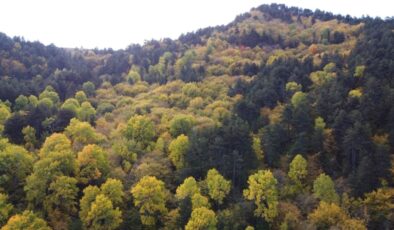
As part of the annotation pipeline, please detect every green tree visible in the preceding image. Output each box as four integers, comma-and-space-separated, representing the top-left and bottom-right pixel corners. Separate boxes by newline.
75, 91, 88, 104
79, 179, 125, 228
291, 91, 307, 108
44, 176, 79, 229
131, 176, 169, 227
175, 50, 199, 82
79, 186, 101, 224
39, 86, 60, 105
185, 207, 217, 230
243, 170, 279, 223
25, 134, 77, 209
313, 173, 339, 204
0, 143, 33, 202
1, 211, 51, 230
61, 98, 80, 114
13, 95, 29, 111
125, 115, 156, 151
65, 118, 103, 146
0, 193, 13, 226
288, 154, 308, 193
77, 101, 96, 123
84, 194, 122, 230
77, 144, 109, 184
168, 134, 189, 169
206, 168, 231, 205
169, 114, 195, 137
22, 126, 37, 151
82, 81, 96, 97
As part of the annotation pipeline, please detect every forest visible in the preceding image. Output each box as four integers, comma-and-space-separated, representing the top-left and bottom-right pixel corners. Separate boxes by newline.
0, 3, 393, 230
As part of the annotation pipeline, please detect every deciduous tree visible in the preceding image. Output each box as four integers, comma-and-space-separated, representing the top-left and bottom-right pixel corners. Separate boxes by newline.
243, 170, 279, 223
131, 176, 169, 226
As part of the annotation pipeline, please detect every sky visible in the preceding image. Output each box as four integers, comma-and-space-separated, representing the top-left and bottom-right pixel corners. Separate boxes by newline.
0, 0, 392, 50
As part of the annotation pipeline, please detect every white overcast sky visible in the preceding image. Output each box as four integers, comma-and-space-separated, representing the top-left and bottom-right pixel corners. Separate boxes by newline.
0, 0, 392, 50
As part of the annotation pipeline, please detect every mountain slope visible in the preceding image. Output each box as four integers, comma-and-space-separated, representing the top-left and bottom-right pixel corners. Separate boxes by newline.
0, 3, 393, 230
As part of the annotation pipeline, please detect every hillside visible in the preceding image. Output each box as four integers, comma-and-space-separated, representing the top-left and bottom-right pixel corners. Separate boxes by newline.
0, 3, 393, 230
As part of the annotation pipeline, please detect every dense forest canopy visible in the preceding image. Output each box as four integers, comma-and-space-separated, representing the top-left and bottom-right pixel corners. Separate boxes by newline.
0, 3, 393, 230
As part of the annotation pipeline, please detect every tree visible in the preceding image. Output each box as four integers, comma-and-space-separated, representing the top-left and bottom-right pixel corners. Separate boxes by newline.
206, 168, 231, 205
1, 211, 51, 230
0, 103, 11, 134
125, 115, 156, 151
65, 118, 103, 147
82, 81, 95, 97
131, 176, 169, 226
0, 144, 33, 202
308, 202, 366, 230
185, 207, 217, 230
22, 126, 37, 151
174, 50, 200, 82
79, 186, 101, 225
288, 154, 308, 193
313, 173, 339, 204
13, 95, 29, 111
39, 86, 60, 105
44, 176, 79, 229
0, 193, 13, 226
169, 114, 195, 137
39, 133, 72, 157
363, 188, 394, 227
100, 178, 125, 208
84, 194, 122, 230
243, 170, 279, 223
25, 134, 77, 209
79, 179, 125, 226
77, 144, 109, 184
191, 193, 211, 210
252, 135, 264, 161
77, 101, 96, 123
61, 98, 80, 114
168, 134, 189, 169
176, 177, 200, 200
291, 91, 307, 108
75, 91, 87, 104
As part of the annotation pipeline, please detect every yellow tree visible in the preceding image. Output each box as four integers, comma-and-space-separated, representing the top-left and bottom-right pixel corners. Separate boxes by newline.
244, 170, 279, 223
308, 202, 366, 230
185, 207, 217, 230
84, 194, 122, 230
2, 211, 51, 230
206, 168, 231, 205
175, 176, 200, 200
168, 134, 189, 169
77, 144, 109, 184
131, 176, 169, 227
0, 194, 13, 226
